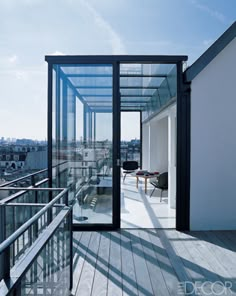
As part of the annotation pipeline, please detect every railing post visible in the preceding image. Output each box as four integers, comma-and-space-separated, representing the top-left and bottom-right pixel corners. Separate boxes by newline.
0, 203, 10, 281
31, 175, 38, 204
31, 175, 35, 186
47, 189, 53, 225
65, 190, 69, 206
69, 208, 73, 291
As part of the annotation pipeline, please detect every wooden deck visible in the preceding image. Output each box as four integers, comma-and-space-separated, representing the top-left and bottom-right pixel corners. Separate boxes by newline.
72, 230, 236, 296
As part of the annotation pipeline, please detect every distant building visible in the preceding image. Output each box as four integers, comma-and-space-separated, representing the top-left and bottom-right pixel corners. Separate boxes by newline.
0, 153, 26, 170
120, 139, 140, 164
24, 150, 47, 170
0, 143, 47, 172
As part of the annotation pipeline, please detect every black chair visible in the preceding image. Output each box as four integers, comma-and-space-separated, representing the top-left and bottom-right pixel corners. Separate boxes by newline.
150, 172, 168, 201
122, 161, 138, 182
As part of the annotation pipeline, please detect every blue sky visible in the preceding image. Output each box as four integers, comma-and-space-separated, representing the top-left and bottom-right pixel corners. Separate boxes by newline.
0, 0, 235, 140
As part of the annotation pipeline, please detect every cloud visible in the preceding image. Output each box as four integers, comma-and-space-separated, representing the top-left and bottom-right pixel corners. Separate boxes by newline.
190, 0, 230, 25
49, 51, 65, 56
0, 55, 18, 67
203, 39, 213, 47
79, 0, 126, 54
0, 65, 45, 80
15, 71, 28, 81
8, 54, 18, 63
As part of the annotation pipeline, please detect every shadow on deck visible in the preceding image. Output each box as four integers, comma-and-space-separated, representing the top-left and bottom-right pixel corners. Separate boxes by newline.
72, 229, 236, 296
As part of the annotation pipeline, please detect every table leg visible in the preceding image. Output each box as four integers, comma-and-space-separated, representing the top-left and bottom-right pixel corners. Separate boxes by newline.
136, 176, 139, 189
145, 178, 147, 193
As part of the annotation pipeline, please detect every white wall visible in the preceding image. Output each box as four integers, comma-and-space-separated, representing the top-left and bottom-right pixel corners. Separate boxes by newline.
142, 123, 150, 169
190, 37, 236, 230
149, 117, 168, 172
142, 104, 176, 209
168, 108, 176, 209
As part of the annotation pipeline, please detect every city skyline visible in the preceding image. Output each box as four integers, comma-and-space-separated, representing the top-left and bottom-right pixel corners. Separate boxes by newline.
1, 0, 236, 139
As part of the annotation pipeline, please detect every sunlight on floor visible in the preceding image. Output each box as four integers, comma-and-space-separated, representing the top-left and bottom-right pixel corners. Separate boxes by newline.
121, 175, 176, 228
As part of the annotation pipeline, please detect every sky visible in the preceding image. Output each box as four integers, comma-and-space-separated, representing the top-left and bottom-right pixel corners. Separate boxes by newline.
0, 0, 235, 140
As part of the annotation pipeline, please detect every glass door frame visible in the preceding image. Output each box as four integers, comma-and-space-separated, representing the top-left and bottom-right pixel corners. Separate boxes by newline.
46, 55, 190, 231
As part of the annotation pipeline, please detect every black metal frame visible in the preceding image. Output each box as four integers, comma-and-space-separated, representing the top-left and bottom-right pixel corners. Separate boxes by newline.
176, 62, 191, 231
47, 63, 53, 191
112, 61, 121, 229
45, 55, 190, 231
45, 55, 187, 64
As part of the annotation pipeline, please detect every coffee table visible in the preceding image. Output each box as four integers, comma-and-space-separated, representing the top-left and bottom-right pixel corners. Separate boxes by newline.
135, 173, 158, 194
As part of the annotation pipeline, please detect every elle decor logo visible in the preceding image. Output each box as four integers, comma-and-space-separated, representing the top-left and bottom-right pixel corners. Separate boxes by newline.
177, 281, 233, 295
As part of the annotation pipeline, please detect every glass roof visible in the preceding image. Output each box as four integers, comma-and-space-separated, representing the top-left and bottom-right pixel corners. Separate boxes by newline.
58, 63, 177, 113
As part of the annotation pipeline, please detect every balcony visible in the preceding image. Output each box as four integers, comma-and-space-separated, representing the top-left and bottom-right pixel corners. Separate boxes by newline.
0, 170, 236, 295
0, 55, 235, 295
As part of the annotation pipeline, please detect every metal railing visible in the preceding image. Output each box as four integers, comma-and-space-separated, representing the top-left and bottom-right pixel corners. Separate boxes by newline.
0, 186, 72, 296
0, 168, 48, 188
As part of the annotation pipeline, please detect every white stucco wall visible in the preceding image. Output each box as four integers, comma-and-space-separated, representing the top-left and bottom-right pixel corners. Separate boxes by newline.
142, 123, 150, 169
149, 117, 168, 172
142, 115, 168, 173
142, 104, 176, 209
190, 37, 236, 230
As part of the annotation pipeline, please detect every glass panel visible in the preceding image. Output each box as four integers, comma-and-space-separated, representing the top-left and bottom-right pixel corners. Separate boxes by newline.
52, 64, 113, 224
121, 112, 141, 166
120, 63, 177, 116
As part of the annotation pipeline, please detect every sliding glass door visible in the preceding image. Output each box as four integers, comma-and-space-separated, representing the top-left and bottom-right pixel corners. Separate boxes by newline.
50, 62, 120, 229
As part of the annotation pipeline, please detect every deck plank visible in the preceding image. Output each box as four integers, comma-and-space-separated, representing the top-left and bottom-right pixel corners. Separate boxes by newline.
194, 231, 236, 294
72, 230, 236, 296
91, 232, 110, 296
148, 229, 182, 296
107, 231, 122, 296
75, 232, 101, 296
164, 230, 205, 287
72, 231, 91, 296
176, 231, 231, 295
120, 230, 138, 296
127, 229, 154, 296
193, 231, 233, 278
138, 229, 170, 296
203, 231, 236, 275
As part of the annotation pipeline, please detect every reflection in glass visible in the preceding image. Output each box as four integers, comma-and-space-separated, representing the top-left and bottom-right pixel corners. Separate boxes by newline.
52, 65, 113, 224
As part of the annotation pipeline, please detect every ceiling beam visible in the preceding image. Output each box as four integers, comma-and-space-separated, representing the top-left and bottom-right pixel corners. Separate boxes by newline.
120, 86, 159, 89
66, 74, 112, 78
120, 74, 167, 78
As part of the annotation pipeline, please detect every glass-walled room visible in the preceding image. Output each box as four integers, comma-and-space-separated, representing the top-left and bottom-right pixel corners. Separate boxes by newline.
46, 55, 187, 230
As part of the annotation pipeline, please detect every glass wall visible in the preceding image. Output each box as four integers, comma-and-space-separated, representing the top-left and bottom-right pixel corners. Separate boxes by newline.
49, 59, 179, 228
52, 64, 113, 224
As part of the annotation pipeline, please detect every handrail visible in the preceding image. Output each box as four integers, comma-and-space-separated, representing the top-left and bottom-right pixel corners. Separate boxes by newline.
0, 187, 65, 191
5, 202, 64, 207
0, 188, 68, 255
0, 185, 64, 204
0, 178, 49, 204
0, 160, 68, 188
0, 168, 47, 188
0, 207, 72, 295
